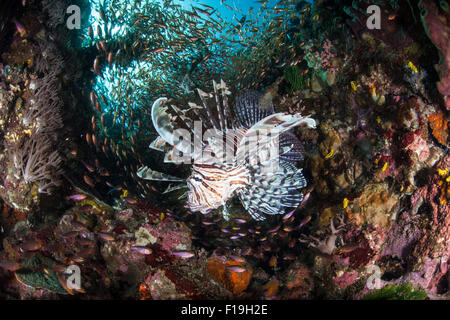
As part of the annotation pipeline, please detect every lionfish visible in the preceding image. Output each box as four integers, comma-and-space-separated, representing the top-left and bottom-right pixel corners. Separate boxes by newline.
137, 80, 316, 221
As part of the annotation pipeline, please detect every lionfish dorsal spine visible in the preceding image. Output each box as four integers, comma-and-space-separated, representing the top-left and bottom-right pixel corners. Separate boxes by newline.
170, 104, 204, 153
236, 112, 316, 164
197, 88, 220, 130
188, 102, 209, 132
212, 80, 226, 132
219, 79, 234, 130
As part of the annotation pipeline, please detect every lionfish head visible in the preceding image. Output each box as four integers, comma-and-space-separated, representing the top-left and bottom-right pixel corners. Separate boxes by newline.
186, 169, 224, 213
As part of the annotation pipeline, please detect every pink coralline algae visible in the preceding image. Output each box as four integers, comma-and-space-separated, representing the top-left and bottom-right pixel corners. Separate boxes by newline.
333, 270, 359, 289
281, 262, 313, 299
405, 133, 430, 162
377, 155, 450, 296
136, 219, 192, 253
144, 270, 187, 300
303, 39, 339, 76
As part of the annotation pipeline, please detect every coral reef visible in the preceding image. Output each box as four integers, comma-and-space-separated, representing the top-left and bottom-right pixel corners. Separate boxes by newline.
0, 0, 449, 301
419, 0, 450, 109
0, 14, 65, 211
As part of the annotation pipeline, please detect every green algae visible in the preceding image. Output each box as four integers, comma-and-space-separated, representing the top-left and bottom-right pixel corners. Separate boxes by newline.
284, 66, 306, 93
362, 283, 427, 300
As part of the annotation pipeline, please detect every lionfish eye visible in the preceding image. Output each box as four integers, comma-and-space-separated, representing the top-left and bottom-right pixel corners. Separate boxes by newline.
193, 175, 202, 182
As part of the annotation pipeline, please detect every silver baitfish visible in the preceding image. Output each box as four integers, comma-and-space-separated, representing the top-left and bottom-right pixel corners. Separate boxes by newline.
137, 80, 316, 221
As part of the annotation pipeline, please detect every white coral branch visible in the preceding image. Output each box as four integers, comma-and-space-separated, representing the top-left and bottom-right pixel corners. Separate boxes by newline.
9, 134, 63, 193
299, 215, 347, 255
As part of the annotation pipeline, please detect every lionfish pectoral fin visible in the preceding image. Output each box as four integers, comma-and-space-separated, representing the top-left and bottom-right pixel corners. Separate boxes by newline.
238, 162, 307, 221
151, 97, 176, 146
162, 183, 188, 194
149, 136, 167, 152
236, 113, 316, 165
279, 132, 305, 162
248, 207, 266, 221
137, 166, 185, 182
178, 191, 188, 200
222, 203, 230, 221
163, 147, 193, 164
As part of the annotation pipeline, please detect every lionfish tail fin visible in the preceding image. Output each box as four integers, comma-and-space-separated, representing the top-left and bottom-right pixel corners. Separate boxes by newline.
238, 161, 307, 221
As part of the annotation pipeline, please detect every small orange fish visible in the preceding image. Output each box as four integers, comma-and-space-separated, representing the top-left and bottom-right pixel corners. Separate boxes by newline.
124, 197, 138, 204
89, 92, 96, 106
0, 260, 21, 271
21, 240, 42, 251
97, 232, 114, 241
85, 133, 91, 145
298, 215, 311, 229
388, 13, 397, 20
337, 243, 361, 254
83, 175, 95, 187
56, 273, 75, 295
268, 256, 277, 267
151, 47, 165, 53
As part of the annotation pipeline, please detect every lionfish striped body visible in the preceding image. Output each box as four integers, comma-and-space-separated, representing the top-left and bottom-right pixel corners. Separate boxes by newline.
188, 164, 249, 216
137, 80, 316, 221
